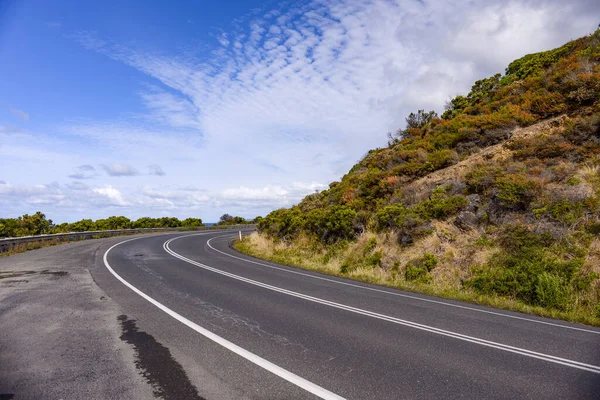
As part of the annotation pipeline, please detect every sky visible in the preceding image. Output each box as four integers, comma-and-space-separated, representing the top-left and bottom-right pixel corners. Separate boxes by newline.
1, 0, 598, 223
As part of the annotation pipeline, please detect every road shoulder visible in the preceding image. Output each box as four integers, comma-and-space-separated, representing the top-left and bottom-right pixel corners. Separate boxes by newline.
0, 239, 155, 399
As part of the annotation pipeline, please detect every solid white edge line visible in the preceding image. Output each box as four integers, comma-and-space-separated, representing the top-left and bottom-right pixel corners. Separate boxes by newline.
165, 235, 600, 375
206, 234, 600, 335
103, 235, 346, 400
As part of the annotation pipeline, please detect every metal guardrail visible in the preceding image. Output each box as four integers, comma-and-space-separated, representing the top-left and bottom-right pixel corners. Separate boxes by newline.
0, 224, 256, 253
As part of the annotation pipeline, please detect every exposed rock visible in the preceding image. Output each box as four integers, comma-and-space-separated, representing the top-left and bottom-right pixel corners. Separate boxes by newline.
476, 208, 487, 221
396, 222, 433, 246
465, 194, 481, 212
454, 211, 479, 230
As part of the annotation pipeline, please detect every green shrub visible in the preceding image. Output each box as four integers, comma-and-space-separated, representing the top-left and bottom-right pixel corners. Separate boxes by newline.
405, 253, 438, 283
497, 224, 549, 254
426, 149, 459, 170
466, 254, 571, 302
586, 223, 600, 236
466, 165, 503, 193
365, 251, 383, 267
466, 226, 584, 305
364, 237, 377, 254
375, 204, 408, 231
375, 203, 433, 241
258, 207, 304, 239
466, 265, 515, 297
468, 73, 501, 105
442, 95, 469, 119
415, 187, 467, 219
548, 200, 586, 225
405, 264, 431, 283
494, 174, 539, 209
535, 272, 570, 310
474, 234, 495, 247
573, 272, 600, 292
321, 206, 357, 242
421, 253, 439, 271
501, 40, 576, 84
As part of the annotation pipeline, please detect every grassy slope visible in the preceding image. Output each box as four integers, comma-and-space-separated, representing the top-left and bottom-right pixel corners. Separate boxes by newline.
239, 30, 600, 326
235, 232, 599, 326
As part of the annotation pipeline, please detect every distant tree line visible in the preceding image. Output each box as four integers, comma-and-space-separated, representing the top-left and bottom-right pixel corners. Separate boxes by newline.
217, 213, 262, 225
0, 211, 204, 238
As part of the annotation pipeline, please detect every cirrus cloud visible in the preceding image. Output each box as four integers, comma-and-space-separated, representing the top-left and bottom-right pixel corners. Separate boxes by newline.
5, 0, 599, 223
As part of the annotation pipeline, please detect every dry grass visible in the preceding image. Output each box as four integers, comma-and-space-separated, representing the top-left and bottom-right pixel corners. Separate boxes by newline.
235, 230, 600, 327
577, 163, 600, 183
585, 238, 600, 275
1, 239, 65, 256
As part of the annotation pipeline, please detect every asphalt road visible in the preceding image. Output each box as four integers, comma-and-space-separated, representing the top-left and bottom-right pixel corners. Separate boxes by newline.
3, 231, 600, 399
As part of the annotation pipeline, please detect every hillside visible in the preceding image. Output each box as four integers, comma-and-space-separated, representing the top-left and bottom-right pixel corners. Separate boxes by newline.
238, 29, 600, 325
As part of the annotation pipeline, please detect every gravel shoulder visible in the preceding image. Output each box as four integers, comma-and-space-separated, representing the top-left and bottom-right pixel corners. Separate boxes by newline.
0, 238, 155, 400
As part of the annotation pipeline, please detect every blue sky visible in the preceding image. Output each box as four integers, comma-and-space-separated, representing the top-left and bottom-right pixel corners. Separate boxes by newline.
1, 0, 598, 223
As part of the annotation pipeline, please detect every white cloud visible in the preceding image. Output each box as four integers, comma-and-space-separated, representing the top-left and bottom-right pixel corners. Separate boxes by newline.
217, 31, 230, 47
92, 185, 130, 206
0, 181, 66, 207
68, 164, 98, 180
100, 163, 139, 177
69, 1, 597, 174
444, 1, 599, 70
138, 86, 202, 130
219, 182, 327, 208
6, 0, 598, 222
62, 120, 203, 156
222, 185, 290, 200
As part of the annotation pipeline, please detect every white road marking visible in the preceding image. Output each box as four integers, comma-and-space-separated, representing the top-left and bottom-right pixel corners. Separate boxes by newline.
165, 234, 600, 374
206, 235, 600, 335
103, 236, 346, 400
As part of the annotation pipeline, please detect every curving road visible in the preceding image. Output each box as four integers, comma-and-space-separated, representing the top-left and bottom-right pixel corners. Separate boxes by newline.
3, 231, 598, 399
90, 231, 600, 399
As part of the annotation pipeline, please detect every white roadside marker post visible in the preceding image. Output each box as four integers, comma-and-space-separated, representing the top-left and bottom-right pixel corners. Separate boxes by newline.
239, 231, 242, 241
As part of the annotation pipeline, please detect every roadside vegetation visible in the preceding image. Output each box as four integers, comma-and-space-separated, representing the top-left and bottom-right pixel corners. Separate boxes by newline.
0, 212, 205, 238
217, 213, 260, 226
236, 29, 600, 326
0, 212, 261, 257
